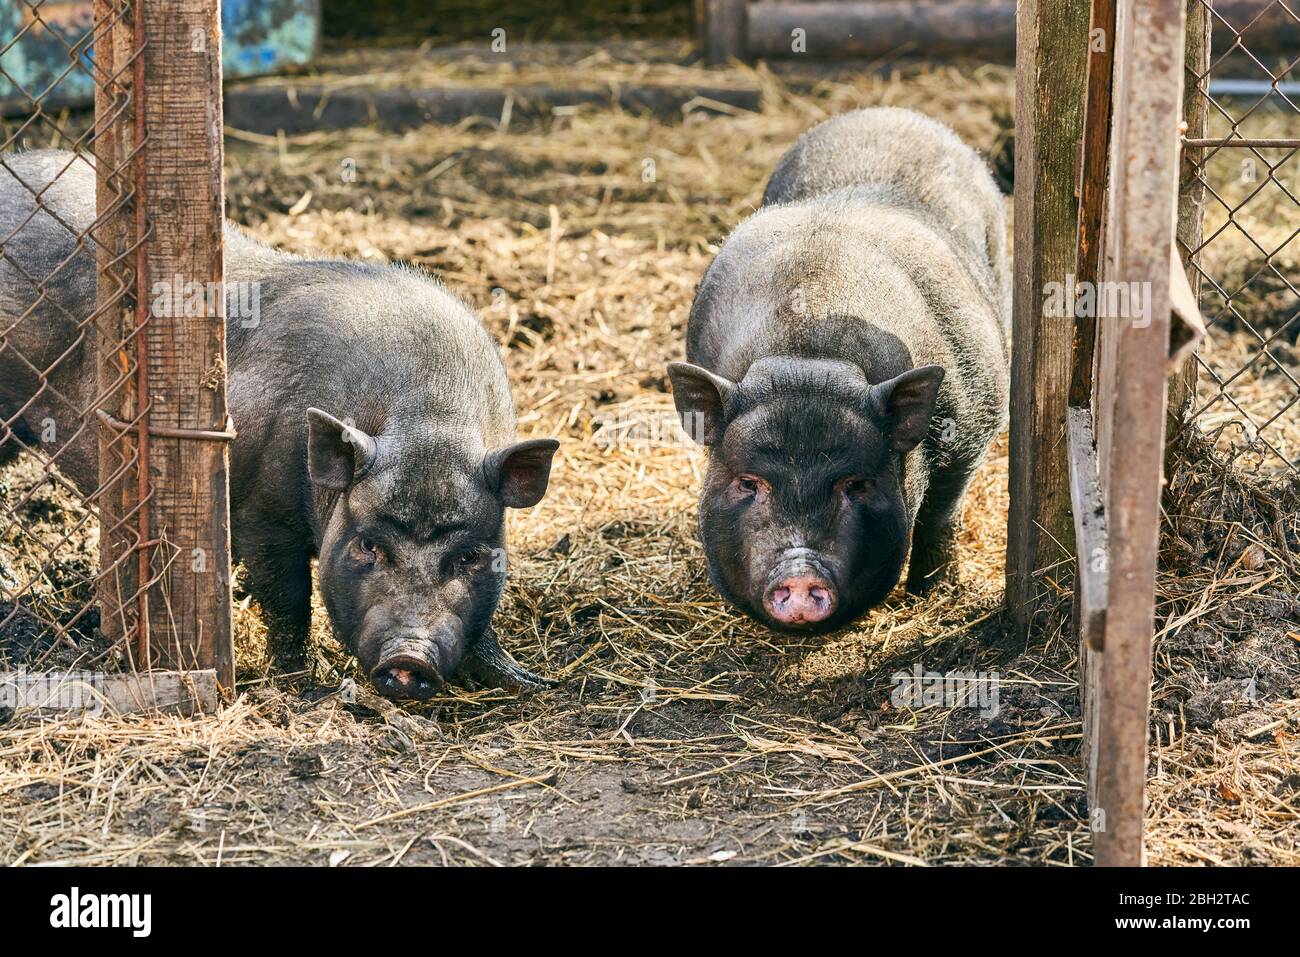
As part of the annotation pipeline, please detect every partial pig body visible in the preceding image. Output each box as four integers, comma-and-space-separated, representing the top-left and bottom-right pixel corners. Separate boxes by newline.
0, 150, 557, 697
670, 108, 1009, 633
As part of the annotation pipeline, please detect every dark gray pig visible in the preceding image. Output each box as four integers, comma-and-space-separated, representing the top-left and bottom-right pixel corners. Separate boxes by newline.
0, 150, 558, 699
669, 108, 1009, 633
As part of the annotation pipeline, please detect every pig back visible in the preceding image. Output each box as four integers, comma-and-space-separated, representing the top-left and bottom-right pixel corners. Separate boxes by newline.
761, 107, 1009, 328
0, 151, 99, 490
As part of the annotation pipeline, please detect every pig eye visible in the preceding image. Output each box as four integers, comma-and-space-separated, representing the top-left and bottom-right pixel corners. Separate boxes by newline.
452, 548, 484, 574
732, 475, 766, 497
351, 536, 381, 564
837, 477, 873, 500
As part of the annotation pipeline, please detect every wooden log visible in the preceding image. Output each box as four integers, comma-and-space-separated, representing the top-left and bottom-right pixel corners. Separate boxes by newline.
223, 83, 762, 136
1005, 0, 1090, 642
734, 0, 1291, 60
0, 669, 219, 716
703, 0, 747, 65
747, 1, 1016, 59
1089, 0, 1184, 868
136, 0, 234, 692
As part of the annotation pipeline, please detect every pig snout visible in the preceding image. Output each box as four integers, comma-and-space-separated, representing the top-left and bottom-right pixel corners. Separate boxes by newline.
764, 573, 836, 626
370, 636, 450, 701
761, 551, 838, 627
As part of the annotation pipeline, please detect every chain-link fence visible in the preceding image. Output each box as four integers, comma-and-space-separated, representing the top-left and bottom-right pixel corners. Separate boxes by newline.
1176, 0, 1300, 475
1, 0, 233, 694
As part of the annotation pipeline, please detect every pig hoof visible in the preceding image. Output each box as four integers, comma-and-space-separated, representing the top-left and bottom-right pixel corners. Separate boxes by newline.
461, 631, 556, 693
273, 655, 307, 672
905, 563, 958, 596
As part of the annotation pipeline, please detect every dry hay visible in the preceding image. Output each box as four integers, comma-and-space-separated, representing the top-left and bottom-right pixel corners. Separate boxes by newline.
0, 47, 1294, 866
1147, 428, 1300, 865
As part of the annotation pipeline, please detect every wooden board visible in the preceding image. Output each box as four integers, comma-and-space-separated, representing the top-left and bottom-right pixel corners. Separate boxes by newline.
1167, 0, 1212, 440
1067, 407, 1108, 653
0, 669, 219, 716
1070, 0, 1117, 408
1086, 0, 1184, 868
93, 0, 149, 671
224, 83, 762, 136
707, 0, 1299, 61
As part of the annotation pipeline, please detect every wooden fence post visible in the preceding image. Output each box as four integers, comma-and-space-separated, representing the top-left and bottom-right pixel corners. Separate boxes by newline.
1167, 0, 1211, 440
1089, 0, 1185, 866
703, 0, 747, 65
1006, 0, 1090, 641
94, 0, 147, 659
138, 0, 233, 691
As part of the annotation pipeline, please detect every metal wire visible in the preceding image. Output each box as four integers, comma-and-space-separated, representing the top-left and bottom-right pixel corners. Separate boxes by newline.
0, 0, 152, 670
1179, 0, 1300, 476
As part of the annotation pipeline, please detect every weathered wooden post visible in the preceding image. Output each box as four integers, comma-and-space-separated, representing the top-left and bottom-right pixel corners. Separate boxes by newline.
93, 0, 148, 662
1167, 0, 1212, 439
1068, 0, 1187, 867
1069, 0, 1117, 836
1091, 0, 1185, 868
702, 0, 748, 64
94, 0, 233, 694
1006, 0, 1091, 640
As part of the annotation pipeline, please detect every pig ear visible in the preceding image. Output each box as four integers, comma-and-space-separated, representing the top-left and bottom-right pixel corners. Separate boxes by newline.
484, 438, 560, 509
306, 408, 379, 491
667, 362, 736, 446
870, 365, 946, 454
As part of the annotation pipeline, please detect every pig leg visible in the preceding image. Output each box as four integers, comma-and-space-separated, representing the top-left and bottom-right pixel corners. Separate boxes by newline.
0, 438, 21, 470
238, 533, 313, 674
904, 469, 974, 595
460, 627, 555, 692
0, 416, 36, 469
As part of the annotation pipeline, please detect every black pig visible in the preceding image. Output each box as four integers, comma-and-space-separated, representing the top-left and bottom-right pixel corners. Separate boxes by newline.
0, 150, 557, 698
669, 108, 1009, 633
